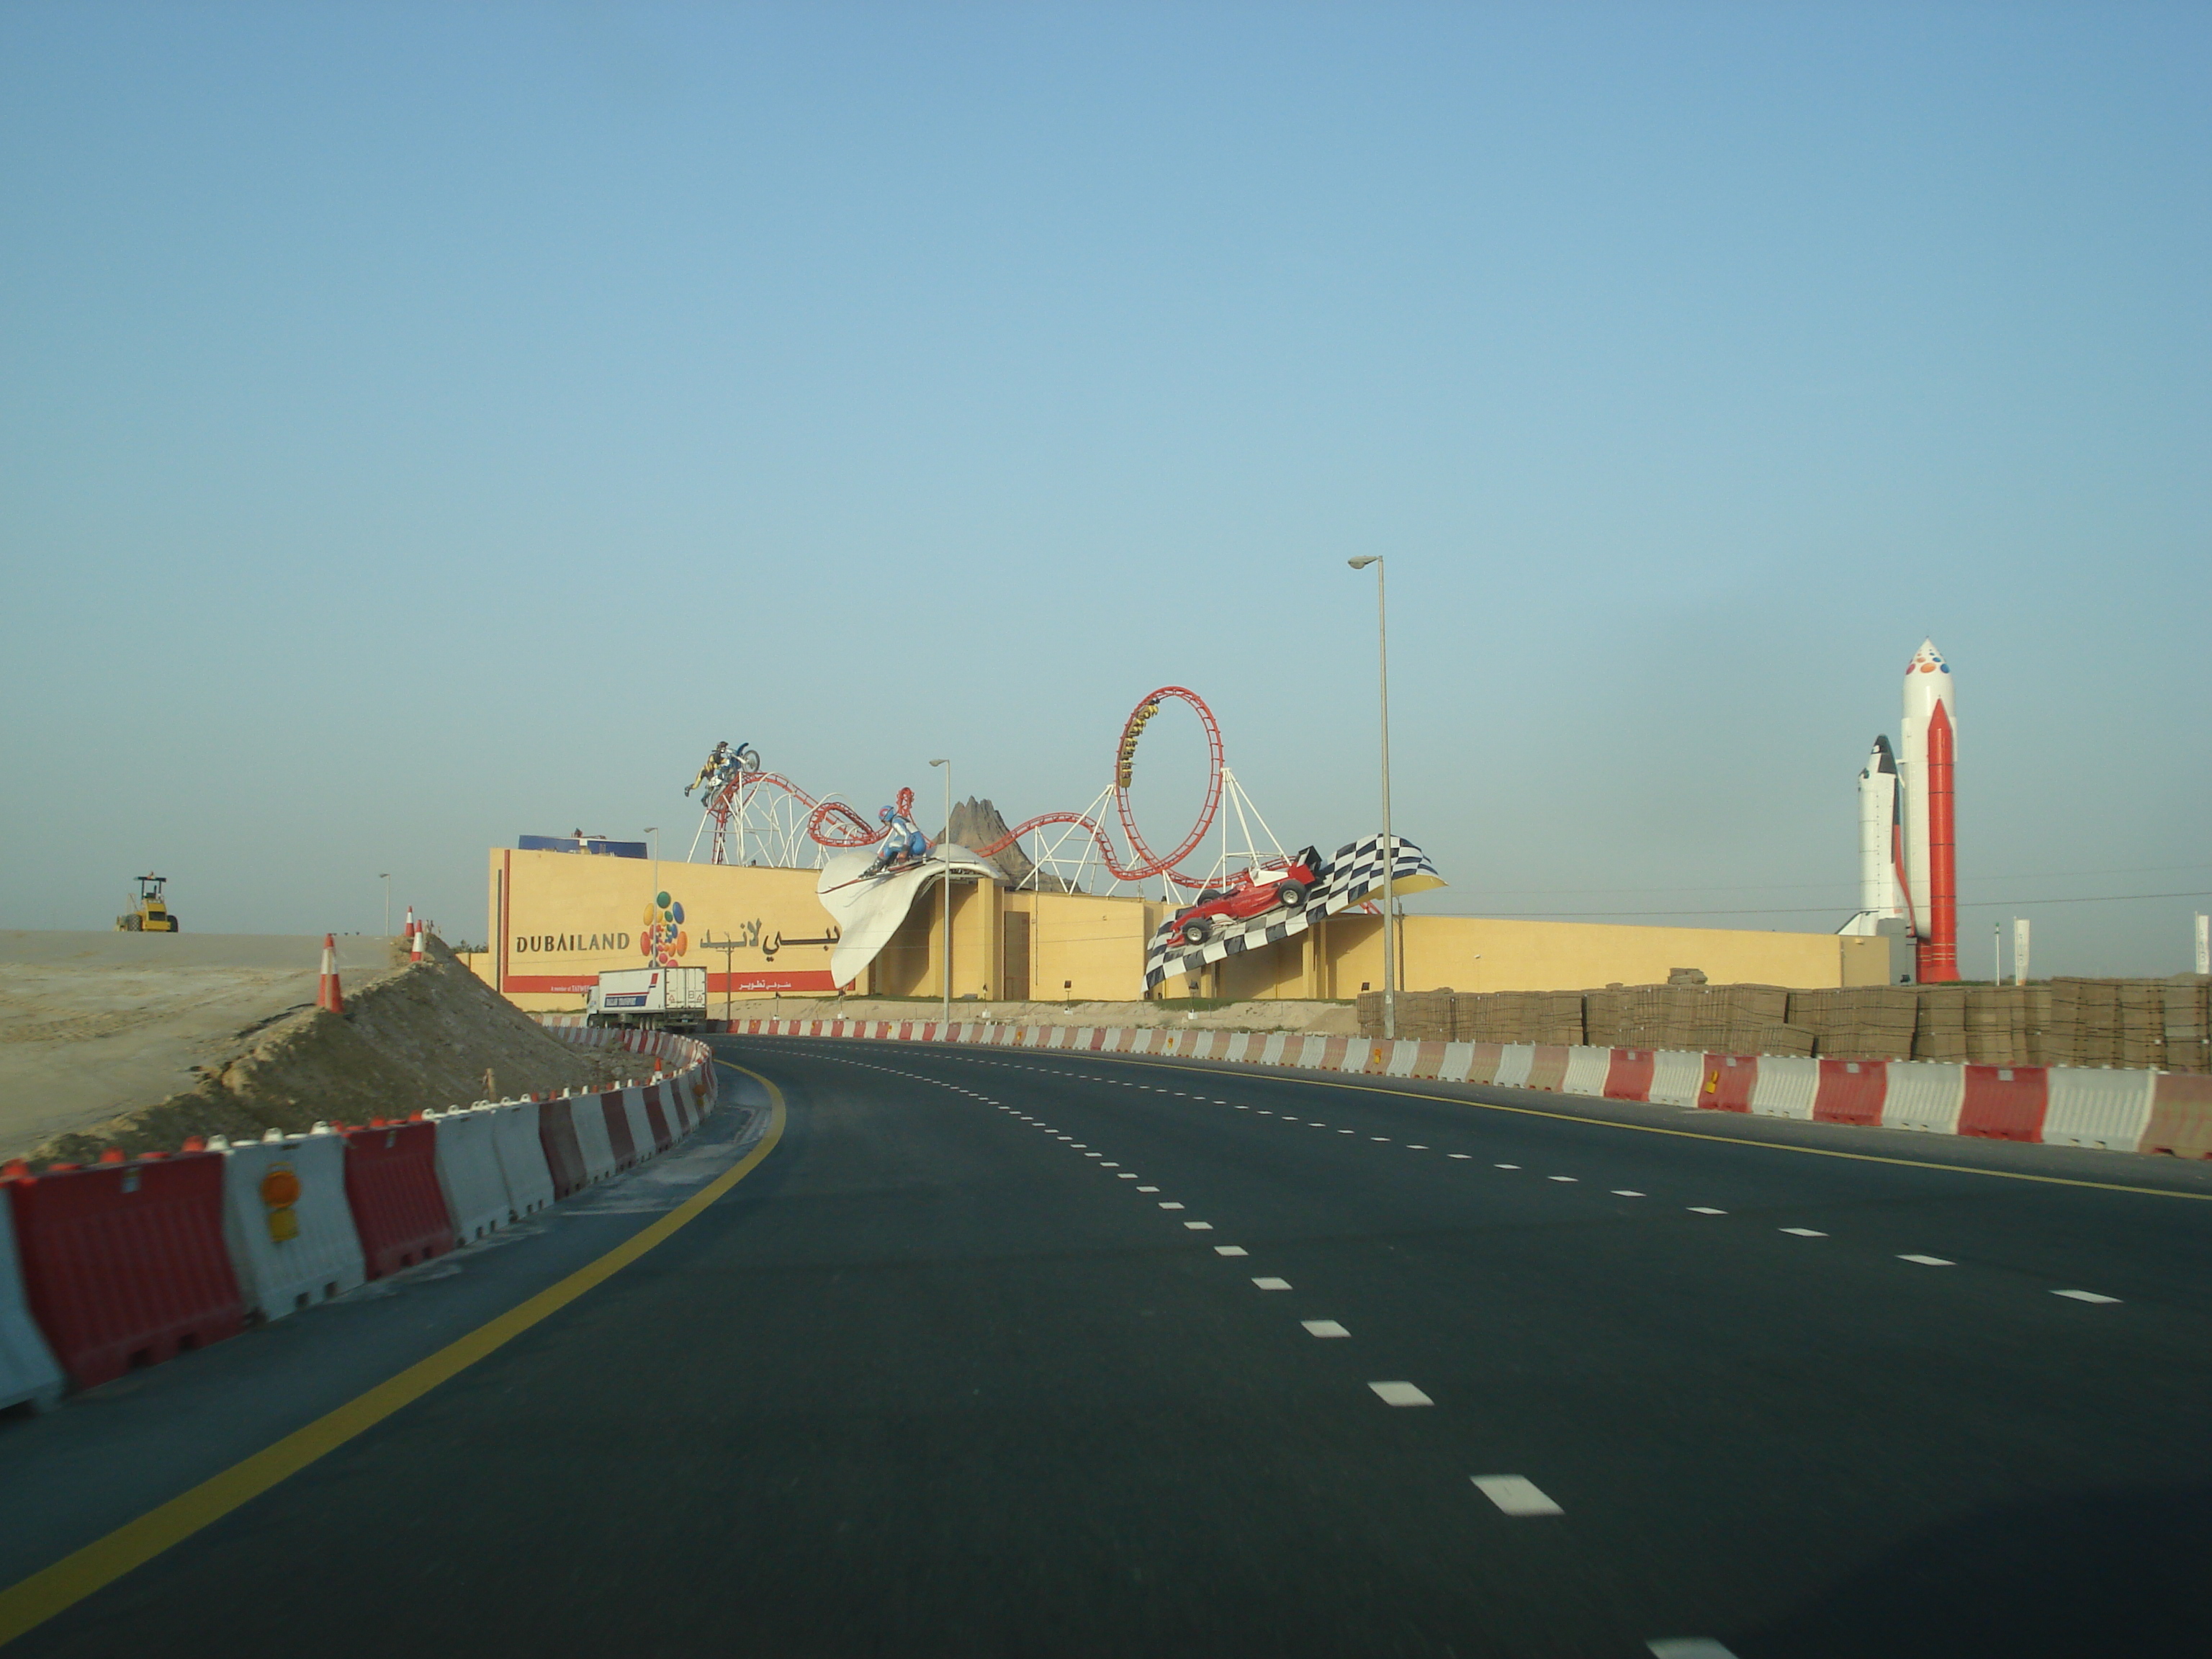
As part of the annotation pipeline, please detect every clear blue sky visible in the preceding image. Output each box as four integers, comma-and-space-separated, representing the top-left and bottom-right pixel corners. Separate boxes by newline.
3, 3, 2205, 975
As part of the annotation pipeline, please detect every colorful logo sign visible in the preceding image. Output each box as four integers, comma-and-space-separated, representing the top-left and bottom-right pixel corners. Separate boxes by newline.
643, 890, 688, 967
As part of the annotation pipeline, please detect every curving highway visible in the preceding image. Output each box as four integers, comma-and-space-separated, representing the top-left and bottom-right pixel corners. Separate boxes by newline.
4, 1038, 2208, 1658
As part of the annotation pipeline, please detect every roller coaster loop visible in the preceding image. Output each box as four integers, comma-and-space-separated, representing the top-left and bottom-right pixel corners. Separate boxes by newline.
970, 685, 1226, 890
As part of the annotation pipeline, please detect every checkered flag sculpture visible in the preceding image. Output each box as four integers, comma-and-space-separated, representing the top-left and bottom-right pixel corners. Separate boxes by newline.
1143, 835, 1443, 990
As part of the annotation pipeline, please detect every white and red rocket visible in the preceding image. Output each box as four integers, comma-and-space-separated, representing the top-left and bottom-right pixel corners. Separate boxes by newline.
1840, 640, 1958, 981
1898, 638, 1959, 981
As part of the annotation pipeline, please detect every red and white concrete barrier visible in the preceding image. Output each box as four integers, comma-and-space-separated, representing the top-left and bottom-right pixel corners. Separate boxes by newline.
724, 1018, 2206, 1160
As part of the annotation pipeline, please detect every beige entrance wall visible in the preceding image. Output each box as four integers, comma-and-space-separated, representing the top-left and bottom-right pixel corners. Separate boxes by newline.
473, 848, 1889, 1012
481, 848, 840, 1012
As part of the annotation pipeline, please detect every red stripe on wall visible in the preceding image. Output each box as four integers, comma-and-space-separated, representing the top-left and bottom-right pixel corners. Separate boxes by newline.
499, 969, 838, 995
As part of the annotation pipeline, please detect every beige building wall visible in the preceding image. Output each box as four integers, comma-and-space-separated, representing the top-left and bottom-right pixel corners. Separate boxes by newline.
1213, 911, 1892, 997
872, 878, 1002, 999
1016, 890, 1154, 1002
477, 846, 1889, 1012
485, 848, 842, 1013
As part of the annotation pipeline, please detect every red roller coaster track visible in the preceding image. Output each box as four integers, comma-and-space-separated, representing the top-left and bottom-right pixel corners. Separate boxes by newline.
699, 688, 1227, 889
968, 685, 1225, 891
701, 775, 905, 862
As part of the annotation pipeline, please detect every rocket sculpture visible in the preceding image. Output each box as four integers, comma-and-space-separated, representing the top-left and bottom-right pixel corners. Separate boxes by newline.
1842, 641, 1958, 981
1854, 735, 1905, 931
1899, 639, 1958, 981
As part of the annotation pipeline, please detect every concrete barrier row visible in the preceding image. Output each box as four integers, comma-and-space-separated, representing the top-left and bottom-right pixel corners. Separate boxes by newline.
723, 1017, 2212, 1161
0, 1033, 721, 1411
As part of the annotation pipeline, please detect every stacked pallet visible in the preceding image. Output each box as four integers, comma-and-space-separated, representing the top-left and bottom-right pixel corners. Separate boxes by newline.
1955, 986, 2050, 1066
1352, 989, 1460, 1040
1579, 985, 1802, 1054
1353, 989, 1588, 1044
1582, 986, 1661, 1048
1911, 988, 1967, 1061
1390, 991, 1457, 1040
1355, 976, 2209, 1071
1784, 987, 1922, 1061
1447, 991, 1585, 1044
2164, 976, 2211, 1074
2049, 979, 2139, 1069
1694, 985, 1791, 1055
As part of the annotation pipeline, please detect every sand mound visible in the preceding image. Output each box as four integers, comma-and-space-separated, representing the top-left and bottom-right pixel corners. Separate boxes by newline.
19, 936, 634, 1168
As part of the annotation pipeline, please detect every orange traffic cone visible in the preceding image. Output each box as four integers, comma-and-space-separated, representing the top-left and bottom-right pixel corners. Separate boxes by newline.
410, 923, 425, 963
318, 933, 345, 1013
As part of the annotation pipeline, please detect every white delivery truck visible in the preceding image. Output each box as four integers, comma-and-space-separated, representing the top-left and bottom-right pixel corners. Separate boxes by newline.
585, 966, 709, 1032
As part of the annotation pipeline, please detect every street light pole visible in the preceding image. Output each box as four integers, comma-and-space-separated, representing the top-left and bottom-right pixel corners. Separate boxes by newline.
1346, 557, 1396, 1040
930, 759, 951, 1036
705, 935, 739, 1026
644, 827, 661, 954
379, 873, 390, 937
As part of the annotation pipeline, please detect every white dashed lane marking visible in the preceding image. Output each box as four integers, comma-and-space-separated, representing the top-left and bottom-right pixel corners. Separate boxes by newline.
1613, 1190, 1645, 1197
1689, 1207, 1727, 1215
1780, 1227, 1827, 1237
1369, 1382, 1433, 1407
1647, 1641, 1739, 1658
1548, 1176, 1578, 1183
1496, 1163, 1519, 1169
1214, 1245, 1249, 1256
2054, 1290, 2121, 1303
1138, 1185, 1160, 1192
1899, 1254, 1954, 1267
1252, 1277, 1292, 1291
1301, 1320, 1350, 1339
1184, 1220, 1213, 1230
1470, 1475, 1563, 1517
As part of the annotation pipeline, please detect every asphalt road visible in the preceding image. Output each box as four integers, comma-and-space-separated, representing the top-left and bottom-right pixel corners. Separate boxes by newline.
6, 1038, 2209, 1658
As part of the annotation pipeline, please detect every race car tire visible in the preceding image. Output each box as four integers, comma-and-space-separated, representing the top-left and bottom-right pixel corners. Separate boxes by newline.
1274, 881, 1307, 908
1178, 918, 1211, 946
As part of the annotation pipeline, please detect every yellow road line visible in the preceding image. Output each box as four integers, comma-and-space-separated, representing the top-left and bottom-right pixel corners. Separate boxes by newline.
907, 1042, 2210, 1204
0, 1065, 787, 1649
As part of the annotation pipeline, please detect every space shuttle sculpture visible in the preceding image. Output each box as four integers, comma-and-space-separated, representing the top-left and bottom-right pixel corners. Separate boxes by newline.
1840, 640, 1958, 981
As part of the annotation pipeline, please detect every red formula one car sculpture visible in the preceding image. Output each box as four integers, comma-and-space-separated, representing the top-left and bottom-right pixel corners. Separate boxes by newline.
1164, 847, 1321, 947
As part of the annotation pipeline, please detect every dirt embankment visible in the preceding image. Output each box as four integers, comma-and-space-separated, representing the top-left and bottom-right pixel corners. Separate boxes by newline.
19, 937, 636, 1168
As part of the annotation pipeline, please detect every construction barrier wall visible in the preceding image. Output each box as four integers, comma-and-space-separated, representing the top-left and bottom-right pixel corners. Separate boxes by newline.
8, 1152, 245, 1390
0, 1187, 65, 1413
0, 1028, 724, 1409
215, 1133, 366, 1321
723, 1017, 2207, 1162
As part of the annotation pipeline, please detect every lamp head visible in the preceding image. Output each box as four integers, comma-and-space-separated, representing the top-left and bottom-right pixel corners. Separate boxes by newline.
930, 758, 949, 767
1346, 556, 1380, 570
